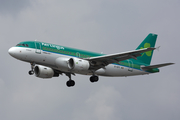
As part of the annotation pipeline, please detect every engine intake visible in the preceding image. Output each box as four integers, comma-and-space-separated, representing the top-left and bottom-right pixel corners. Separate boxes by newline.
68, 58, 90, 71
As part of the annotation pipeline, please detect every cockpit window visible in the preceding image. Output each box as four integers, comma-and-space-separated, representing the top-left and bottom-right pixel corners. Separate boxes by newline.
16, 44, 21, 46
16, 44, 29, 47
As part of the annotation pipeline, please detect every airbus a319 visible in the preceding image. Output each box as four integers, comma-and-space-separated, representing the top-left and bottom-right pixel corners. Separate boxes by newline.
8, 33, 174, 87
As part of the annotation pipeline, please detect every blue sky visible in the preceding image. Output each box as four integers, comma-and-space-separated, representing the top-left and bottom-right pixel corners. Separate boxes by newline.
0, 0, 179, 120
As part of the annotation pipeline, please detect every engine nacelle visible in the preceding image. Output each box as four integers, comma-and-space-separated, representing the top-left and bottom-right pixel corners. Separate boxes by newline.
68, 58, 90, 71
55, 57, 90, 72
34, 65, 59, 78
55, 57, 71, 71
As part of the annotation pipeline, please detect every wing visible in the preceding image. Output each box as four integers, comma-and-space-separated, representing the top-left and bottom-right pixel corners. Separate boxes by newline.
85, 47, 155, 70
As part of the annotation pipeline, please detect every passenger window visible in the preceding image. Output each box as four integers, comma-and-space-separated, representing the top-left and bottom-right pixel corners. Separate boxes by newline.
26, 44, 29, 47
22, 44, 25, 46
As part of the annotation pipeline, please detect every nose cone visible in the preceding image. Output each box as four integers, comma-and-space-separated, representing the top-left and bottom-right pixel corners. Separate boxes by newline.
8, 47, 16, 57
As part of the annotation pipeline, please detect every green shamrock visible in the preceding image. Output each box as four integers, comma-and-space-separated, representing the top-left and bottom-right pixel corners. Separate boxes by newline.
140, 43, 152, 56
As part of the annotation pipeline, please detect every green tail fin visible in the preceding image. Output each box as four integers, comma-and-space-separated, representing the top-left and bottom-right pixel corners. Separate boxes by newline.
136, 33, 157, 65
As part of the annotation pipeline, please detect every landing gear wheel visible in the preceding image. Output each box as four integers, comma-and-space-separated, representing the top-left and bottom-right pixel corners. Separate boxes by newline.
90, 76, 99, 83
66, 80, 75, 87
65, 73, 76, 87
28, 63, 35, 75
28, 70, 34, 75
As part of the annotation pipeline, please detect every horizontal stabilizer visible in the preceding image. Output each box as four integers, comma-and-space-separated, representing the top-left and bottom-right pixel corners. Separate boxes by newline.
141, 63, 174, 70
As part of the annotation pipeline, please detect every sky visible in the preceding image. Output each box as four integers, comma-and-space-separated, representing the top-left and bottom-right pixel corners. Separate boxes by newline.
0, 0, 180, 120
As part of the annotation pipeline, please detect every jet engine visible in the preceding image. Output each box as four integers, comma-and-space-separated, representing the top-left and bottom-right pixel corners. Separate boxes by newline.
34, 65, 59, 78
68, 58, 90, 71
55, 57, 90, 72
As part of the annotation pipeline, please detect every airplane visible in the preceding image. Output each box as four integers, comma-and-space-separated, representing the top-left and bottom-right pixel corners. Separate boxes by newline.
8, 33, 174, 87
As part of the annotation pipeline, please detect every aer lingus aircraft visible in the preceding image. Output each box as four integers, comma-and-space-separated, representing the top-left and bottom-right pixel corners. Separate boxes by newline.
8, 33, 174, 87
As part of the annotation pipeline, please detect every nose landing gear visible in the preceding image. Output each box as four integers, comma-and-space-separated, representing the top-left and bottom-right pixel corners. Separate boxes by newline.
28, 63, 35, 75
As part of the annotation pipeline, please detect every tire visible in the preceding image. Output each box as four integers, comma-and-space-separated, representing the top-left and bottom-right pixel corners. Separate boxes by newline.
66, 80, 75, 87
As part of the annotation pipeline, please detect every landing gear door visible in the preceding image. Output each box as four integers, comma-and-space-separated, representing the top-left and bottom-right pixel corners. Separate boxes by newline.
35, 41, 41, 54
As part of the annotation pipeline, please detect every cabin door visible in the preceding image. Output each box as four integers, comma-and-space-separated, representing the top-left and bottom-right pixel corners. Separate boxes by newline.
127, 60, 133, 72
35, 41, 41, 54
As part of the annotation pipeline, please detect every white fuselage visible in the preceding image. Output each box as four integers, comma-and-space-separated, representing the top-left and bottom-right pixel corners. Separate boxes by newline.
9, 46, 149, 77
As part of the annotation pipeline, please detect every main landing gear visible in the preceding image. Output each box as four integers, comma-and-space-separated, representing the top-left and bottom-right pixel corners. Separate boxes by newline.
90, 75, 99, 83
66, 73, 75, 87
65, 73, 99, 87
90, 71, 99, 83
28, 63, 35, 75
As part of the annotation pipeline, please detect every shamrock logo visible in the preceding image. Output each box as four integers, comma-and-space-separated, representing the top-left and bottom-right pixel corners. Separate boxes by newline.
140, 43, 152, 56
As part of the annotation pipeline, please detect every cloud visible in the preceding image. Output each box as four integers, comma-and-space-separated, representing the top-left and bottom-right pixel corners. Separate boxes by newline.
72, 85, 124, 120
0, 0, 32, 15
1, 0, 180, 120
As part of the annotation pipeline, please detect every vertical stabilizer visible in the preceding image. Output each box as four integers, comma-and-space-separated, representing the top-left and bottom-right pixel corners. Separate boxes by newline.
136, 33, 157, 65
